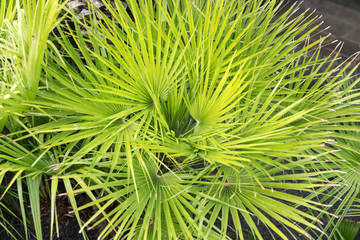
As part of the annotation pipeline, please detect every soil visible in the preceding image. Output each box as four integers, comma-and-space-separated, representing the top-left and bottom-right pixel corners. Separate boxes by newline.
0, 193, 100, 240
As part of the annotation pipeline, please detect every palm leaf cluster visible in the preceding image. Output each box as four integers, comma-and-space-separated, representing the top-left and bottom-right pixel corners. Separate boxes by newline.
0, 0, 359, 239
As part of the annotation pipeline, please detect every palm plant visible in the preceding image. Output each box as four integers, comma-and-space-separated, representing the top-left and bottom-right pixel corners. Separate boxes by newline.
0, 0, 359, 239
306, 73, 360, 239
0, 0, 16, 27
335, 220, 360, 240
0, 0, 66, 239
